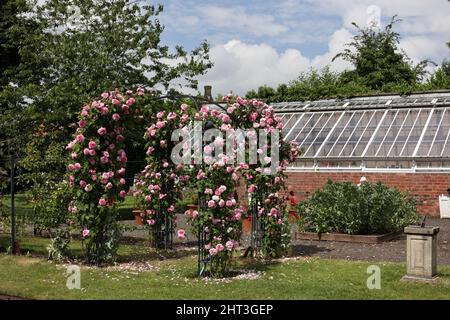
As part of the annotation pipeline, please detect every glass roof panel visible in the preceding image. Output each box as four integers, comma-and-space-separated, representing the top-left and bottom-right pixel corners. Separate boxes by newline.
387, 110, 420, 157
329, 111, 375, 157
380, 109, 411, 157
304, 112, 342, 157
416, 109, 445, 156
429, 108, 450, 156
296, 113, 328, 154
315, 111, 357, 157
350, 111, 385, 157
364, 110, 399, 157
400, 108, 432, 157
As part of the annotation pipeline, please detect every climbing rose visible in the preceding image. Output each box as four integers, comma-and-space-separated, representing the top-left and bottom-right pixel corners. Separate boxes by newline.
82, 229, 90, 238
98, 127, 107, 136
177, 229, 186, 239
76, 134, 85, 143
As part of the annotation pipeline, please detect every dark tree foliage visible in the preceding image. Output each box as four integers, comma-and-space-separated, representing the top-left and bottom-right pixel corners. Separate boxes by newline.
333, 16, 427, 90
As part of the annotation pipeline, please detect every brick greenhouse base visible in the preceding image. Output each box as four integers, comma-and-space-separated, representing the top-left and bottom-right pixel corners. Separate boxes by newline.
285, 171, 450, 216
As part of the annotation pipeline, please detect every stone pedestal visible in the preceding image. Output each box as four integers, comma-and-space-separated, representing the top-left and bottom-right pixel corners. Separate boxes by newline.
403, 226, 439, 281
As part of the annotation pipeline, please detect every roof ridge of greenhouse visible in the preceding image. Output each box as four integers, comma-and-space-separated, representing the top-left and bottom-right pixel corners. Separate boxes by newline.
272, 90, 450, 112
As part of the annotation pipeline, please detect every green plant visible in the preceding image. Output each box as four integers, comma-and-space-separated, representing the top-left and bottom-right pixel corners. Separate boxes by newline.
47, 228, 71, 261
297, 180, 419, 235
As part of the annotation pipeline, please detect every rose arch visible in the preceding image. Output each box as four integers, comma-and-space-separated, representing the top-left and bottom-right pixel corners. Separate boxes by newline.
66, 88, 299, 274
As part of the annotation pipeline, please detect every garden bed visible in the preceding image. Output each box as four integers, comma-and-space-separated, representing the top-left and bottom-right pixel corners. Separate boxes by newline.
296, 230, 403, 244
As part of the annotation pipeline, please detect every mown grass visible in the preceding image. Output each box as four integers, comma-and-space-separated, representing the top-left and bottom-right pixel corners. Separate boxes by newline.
0, 236, 450, 300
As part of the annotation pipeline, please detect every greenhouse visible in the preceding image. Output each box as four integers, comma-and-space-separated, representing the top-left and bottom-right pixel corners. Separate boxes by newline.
273, 91, 450, 172
255, 91, 450, 216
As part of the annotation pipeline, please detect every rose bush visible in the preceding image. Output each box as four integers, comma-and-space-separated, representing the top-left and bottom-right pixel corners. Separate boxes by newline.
133, 103, 192, 248
218, 95, 300, 258
67, 88, 145, 263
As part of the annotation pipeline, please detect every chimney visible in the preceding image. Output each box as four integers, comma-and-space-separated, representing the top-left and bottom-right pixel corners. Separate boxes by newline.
204, 85, 212, 101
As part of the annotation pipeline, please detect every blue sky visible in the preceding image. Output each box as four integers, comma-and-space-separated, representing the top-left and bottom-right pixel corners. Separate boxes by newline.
150, 0, 450, 95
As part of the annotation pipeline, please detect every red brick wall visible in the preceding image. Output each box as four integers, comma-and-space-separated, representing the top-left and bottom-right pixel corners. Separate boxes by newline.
285, 171, 450, 217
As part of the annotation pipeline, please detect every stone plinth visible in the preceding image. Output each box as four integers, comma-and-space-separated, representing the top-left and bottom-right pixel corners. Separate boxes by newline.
403, 226, 439, 281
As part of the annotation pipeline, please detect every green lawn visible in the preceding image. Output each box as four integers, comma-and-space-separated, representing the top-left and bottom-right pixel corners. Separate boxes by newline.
0, 194, 136, 222
1, 236, 450, 299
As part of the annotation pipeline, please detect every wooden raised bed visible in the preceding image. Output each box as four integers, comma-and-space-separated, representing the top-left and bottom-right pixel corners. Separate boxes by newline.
296, 230, 403, 244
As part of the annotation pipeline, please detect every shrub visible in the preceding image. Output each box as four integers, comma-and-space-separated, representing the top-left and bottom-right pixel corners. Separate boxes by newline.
297, 180, 419, 235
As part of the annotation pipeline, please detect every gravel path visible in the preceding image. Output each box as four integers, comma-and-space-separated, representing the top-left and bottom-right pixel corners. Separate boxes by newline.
291, 217, 450, 265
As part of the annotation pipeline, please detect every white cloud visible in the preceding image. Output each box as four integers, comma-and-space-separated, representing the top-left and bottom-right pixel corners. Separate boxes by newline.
198, 5, 288, 37
197, 35, 353, 96
160, 0, 450, 96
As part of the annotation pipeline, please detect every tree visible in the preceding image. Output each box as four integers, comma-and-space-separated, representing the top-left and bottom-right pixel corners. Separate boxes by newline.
441, 42, 450, 77
5, 0, 212, 232
15, 0, 212, 180
333, 15, 427, 90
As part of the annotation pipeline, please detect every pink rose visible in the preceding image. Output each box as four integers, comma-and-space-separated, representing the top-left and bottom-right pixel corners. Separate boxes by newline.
119, 190, 126, 198
101, 107, 109, 115
111, 98, 120, 105
225, 240, 235, 250
147, 219, 155, 225
98, 127, 107, 136
116, 135, 124, 142
248, 184, 256, 193
126, 98, 135, 106
82, 228, 90, 238
216, 243, 225, 252
112, 113, 120, 121
177, 229, 186, 239
101, 92, 109, 99
88, 140, 96, 149
209, 248, 218, 256
79, 180, 87, 188
76, 134, 85, 143
98, 198, 107, 206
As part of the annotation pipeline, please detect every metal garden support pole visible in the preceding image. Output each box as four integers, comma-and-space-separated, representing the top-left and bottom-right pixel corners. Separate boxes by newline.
10, 155, 16, 255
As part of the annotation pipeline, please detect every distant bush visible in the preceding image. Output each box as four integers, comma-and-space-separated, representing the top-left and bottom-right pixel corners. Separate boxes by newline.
297, 180, 419, 235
